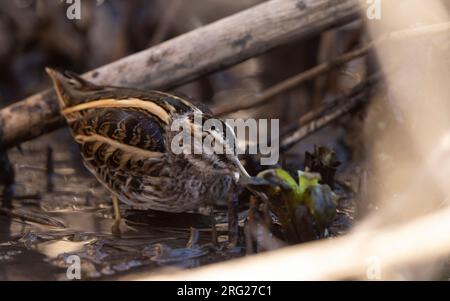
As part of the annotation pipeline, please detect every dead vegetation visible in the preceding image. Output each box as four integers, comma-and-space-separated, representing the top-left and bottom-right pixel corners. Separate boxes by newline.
0, 0, 449, 281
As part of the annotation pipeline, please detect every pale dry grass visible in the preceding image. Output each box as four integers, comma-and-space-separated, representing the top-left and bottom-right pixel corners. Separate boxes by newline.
129, 0, 450, 280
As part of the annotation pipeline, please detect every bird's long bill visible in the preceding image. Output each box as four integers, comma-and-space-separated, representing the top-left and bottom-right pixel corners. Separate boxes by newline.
46, 67, 72, 109
46, 67, 93, 109
233, 157, 269, 187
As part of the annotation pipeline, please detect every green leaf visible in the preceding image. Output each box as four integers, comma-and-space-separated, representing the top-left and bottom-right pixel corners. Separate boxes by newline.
303, 185, 338, 231
274, 168, 298, 190
298, 170, 320, 197
256, 167, 339, 235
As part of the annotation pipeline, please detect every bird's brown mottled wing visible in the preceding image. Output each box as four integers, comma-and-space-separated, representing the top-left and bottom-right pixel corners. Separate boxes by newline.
66, 107, 172, 208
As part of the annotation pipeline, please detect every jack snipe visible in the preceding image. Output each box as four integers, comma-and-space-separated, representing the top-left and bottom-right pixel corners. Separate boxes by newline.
46, 68, 253, 235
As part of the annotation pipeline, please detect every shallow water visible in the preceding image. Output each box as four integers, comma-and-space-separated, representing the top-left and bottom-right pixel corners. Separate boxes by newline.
0, 129, 239, 280
0, 125, 357, 280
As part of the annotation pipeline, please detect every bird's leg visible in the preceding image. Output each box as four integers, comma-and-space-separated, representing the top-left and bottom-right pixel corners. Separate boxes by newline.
227, 185, 239, 247
111, 195, 138, 237
111, 195, 122, 237
113, 195, 121, 223
186, 227, 200, 248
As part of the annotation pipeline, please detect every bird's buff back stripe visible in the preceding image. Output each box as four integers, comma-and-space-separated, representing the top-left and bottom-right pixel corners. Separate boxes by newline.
154, 90, 201, 113
75, 134, 163, 159
62, 98, 171, 124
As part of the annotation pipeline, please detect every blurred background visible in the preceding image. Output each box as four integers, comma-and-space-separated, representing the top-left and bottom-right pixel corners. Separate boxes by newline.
0, 0, 362, 280
0, 0, 449, 281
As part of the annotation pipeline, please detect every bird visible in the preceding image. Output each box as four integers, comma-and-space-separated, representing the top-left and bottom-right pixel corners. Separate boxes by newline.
46, 68, 254, 235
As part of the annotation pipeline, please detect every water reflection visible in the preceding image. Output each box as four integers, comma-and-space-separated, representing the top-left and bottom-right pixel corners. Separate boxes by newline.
0, 130, 237, 280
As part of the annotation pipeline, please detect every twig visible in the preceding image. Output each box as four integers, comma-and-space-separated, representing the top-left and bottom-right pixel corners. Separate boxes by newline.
12, 193, 41, 201
278, 73, 380, 152
245, 195, 259, 254
209, 208, 218, 246
227, 185, 239, 247
0, 151, 15, 209
212, 21, 450, 116
213, 45, 371, 116
0, 207, 66, 228
0, 0, 360, 150
46, 146, 54, 193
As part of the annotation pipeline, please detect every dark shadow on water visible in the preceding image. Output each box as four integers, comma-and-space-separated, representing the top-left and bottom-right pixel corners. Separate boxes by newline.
0, 216, 63, 280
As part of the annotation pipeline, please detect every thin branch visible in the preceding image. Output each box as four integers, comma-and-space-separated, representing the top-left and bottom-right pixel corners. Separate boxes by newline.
0, 207, 66, 228
213, 45, 371, 116
0, 0, 361, 150
212, 21, 450, 116
279, 73, 380, 152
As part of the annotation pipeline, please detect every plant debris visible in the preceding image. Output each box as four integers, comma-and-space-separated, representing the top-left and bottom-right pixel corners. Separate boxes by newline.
256, 165, 338, 243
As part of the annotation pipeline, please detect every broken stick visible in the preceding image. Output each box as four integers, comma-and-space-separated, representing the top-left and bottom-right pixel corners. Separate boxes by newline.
0, 0, 360, 150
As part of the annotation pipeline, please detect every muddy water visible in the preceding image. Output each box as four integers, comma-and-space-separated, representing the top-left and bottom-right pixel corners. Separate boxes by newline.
0, 129, 238, 280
